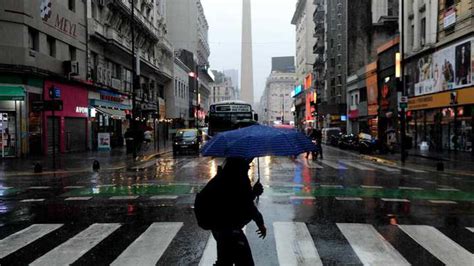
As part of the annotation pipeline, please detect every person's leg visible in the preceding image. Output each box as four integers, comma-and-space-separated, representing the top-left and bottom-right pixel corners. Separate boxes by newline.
233, 229, 254, 266
318, 143, 323, 159
212, 230, 234, 266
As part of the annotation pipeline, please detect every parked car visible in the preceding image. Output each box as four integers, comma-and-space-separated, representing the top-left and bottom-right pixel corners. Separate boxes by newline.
173, 129, 202, 155
358, 133, 378, 154
322, 127, 342, 144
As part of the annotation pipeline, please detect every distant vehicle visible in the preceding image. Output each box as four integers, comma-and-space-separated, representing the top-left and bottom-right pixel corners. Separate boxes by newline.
173, 129, 202, 155
207, 100, 258, 137
322, 127, 342, 144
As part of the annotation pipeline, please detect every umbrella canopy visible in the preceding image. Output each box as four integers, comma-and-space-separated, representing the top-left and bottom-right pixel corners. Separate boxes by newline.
201, 125, 316, 159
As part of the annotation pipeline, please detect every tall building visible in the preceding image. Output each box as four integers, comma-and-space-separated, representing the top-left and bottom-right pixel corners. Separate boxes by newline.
223, 69, 239, 90
261, 57, 297, 126
240, 0, 255, 104
291, 0, 316, 84
166, 0, 213, 127
292, 0, 316, 130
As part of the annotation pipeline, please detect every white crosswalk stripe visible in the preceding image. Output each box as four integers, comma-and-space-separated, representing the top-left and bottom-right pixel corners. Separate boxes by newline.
0, 224, 63, 259
360, 161, 400, 172
398, 225, 474, 266
30, 223, 121, 266
199, 226, 247, 266
320, 160, 348, 170
111, 222, 183, 266
340, 160, 375, 171
337, 223, 410, 265
274, 222, 323, 266
1, 222, 472, 265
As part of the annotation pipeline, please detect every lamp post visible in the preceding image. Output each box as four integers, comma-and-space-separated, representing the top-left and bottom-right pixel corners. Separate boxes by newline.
397, 0, 407, 163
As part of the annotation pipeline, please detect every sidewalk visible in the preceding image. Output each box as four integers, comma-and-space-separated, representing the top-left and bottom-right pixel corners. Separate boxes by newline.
0, 140, 173, 176
362, 148, 474, 175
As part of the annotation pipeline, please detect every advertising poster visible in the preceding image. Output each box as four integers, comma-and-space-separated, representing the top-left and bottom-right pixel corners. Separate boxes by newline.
455, 40, 471, 87
98, 132, 111, 151
414, 54, 434, 96
433, 45, 455, 92
410, 37, 474, 96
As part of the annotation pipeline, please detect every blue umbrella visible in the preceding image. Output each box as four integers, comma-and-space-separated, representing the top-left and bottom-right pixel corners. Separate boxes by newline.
201, 125, 316, 159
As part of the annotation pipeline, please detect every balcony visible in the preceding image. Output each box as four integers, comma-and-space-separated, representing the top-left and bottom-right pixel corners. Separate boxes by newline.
111, 0, 161, 42
88, 19, 106, 38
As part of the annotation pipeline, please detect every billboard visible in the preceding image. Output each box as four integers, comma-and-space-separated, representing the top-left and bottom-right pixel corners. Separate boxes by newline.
408, 37, 473, 96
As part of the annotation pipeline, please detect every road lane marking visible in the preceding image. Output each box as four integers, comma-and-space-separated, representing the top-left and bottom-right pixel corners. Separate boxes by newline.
109, 196, 139, 200
64, 186, 85, 189
96, 184, 115, 188
398, 225, 474, 266
437, 188, 460, 192
290, 196, 316, 200
199, 234, 217, 266
274, 222, 323, 266
340, 160, 375, 171
320, 160, 348, 170
381, 198, 410, 203
31, 223, 121, 266
305, 160, 324, 169
337, 223, 410, 265
0, 224, 63, 259
64, 197, 92, 201
0, 186, 12, 190
320, 184, 344, 189
360, 162, 399, 172
361, 185, 383, 189
428, 200, 457, 204
20, 199, 45, 203
399, 186, 423, 190
28, 186, 51, 189
336, 197, 363, 201
111, 222, 183, 266
199, 226, 247, 266
467, 227, 474, 233
149, 195, 178, 200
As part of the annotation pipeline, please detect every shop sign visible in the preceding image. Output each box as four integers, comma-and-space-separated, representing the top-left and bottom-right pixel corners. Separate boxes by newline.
98, 133, 111, 151
408, 87, 474, 110
41, 0, 77, 38
406, 37, 473, 96
304, 74, 313, 90
444, 8, 456, 29
348, 110, 359, 119
293, 85, 303, 97
75, 106, 88, 114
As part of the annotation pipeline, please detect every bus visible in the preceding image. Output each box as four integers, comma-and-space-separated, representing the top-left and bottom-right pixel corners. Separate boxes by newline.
207, 100, 258, 137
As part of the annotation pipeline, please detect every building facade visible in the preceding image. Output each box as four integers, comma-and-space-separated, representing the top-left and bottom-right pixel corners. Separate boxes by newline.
405, 0, 474, 153
210, 71, 238, 105
166, 0, 212, 128
0, 0, 178, 157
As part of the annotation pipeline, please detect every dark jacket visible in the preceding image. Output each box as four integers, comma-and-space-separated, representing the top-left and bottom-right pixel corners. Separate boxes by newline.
210, 161, 264, 230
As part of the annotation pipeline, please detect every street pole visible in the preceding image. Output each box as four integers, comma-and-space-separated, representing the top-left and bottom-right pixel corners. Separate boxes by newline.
52, 106, 56, 170
195, 65, 199, 130
281, 95, 284, 124
130, 0, 137, 159
399, 0, 407, 163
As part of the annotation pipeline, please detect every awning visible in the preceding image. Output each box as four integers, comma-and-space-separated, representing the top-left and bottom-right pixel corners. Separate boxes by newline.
95, 107, 126, 120
0, 86, 25, 101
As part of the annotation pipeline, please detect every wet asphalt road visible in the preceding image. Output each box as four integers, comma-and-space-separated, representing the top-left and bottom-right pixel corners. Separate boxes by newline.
0, 146, 473, 265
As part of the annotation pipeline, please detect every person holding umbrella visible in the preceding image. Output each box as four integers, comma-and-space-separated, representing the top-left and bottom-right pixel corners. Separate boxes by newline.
197, 125, 316, 265
198, 157, 265, 265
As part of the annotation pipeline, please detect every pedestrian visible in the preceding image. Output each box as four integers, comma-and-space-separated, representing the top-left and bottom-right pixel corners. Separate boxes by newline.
314, 128, 323, 159
305, 127, 314, 159
194, 157, 266, 265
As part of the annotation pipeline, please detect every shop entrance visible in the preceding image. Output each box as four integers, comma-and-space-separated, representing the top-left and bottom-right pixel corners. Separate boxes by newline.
65, 118, 87, 152
0, 112, 17, 157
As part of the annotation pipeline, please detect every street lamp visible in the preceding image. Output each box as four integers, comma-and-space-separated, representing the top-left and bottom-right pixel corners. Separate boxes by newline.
189, 71, 199, 130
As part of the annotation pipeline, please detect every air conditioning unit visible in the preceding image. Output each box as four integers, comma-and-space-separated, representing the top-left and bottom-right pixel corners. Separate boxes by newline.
64, 60, 79, 76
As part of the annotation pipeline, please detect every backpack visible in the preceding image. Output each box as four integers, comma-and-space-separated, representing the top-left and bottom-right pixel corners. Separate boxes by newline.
194, 173, 221, 230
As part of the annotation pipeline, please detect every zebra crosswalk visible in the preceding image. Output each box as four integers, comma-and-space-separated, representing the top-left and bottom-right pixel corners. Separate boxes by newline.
297, 158, 427, 173
1, 222, 472, 265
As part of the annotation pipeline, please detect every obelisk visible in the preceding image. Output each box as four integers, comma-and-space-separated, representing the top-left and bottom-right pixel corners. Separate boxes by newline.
240, 0, 254, 105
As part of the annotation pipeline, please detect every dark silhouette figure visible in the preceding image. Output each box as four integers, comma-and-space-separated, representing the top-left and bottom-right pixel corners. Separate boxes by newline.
200, 157, 266, 265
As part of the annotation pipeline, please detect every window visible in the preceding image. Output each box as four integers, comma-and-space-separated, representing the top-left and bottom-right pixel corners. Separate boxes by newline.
174, 80, 178, 96
420, 17, 426, 46
360, 87, 367, 101
47, 36, 56, 57
410, 24, 415, 48
112, 62, 121, 79
28, 27, 39, 51
68, 0, 75, 12
69, 45, 76, 61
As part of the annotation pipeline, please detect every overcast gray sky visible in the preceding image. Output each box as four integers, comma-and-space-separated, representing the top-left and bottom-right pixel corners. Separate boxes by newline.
201, 0, 296, 102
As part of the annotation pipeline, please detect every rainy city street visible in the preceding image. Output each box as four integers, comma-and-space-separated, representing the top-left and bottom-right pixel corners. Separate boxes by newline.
0, 145, 473, 265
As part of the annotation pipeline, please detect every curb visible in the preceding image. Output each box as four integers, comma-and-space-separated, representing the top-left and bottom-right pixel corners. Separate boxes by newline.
3, 150, 173, 177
